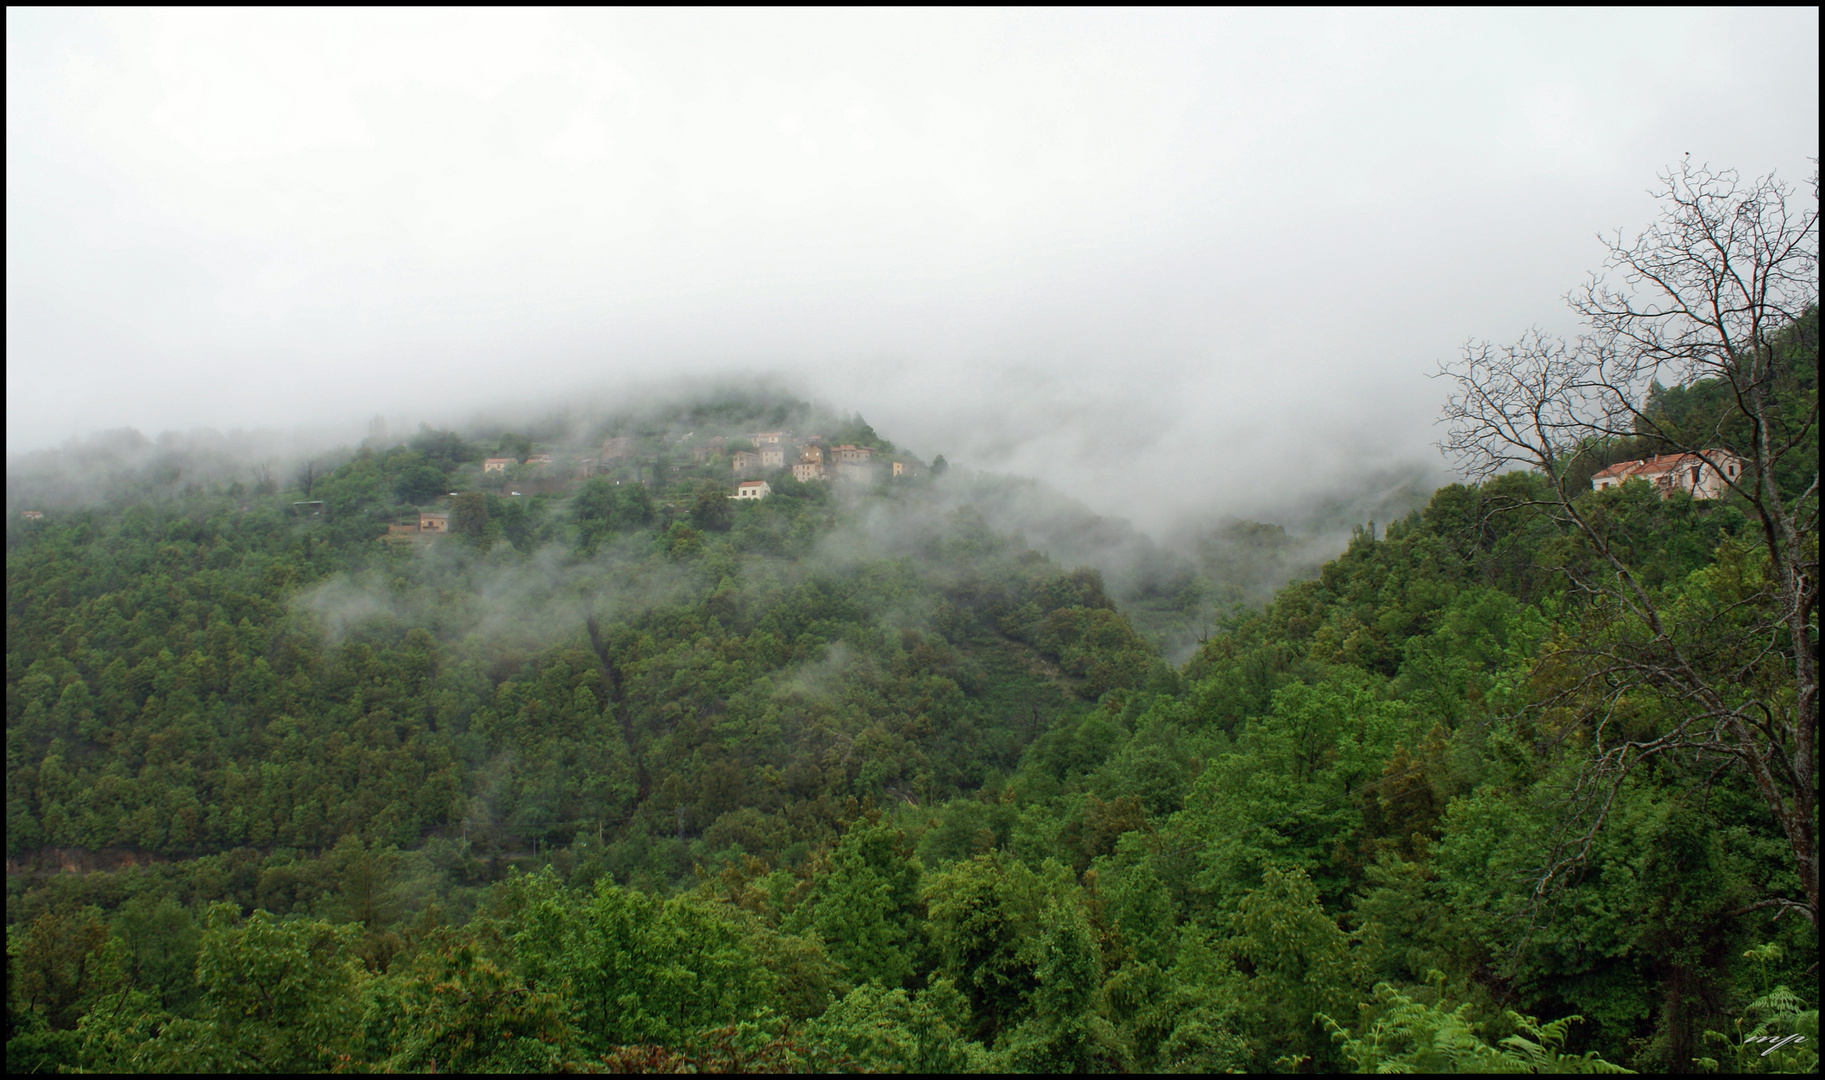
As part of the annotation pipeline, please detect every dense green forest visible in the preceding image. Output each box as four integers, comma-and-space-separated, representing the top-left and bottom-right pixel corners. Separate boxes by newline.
6, 297, 1818, 1072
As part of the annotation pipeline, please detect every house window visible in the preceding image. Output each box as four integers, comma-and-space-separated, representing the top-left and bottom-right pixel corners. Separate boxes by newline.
1691, 466, 1701, 487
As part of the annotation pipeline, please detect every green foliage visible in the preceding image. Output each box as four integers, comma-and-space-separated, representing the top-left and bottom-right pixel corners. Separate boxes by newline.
4, 371, 1817, 1072
994, 891, 1123, 1071
802, 978, 988, 1072
806, 815, 923, 990
393, 464, 448, 504
495, 432, 534, 461
690, 480, 735, 532
409, 425, 477, 470
360, 938, 572, 1073
511, 868, 773, 1051
923, 850, 1061, 1044
1322, 977, 1632, 1073
130, 903, 368, 1072
6, 907, 110, 1032
1699, 944, 1820, 1074
450, 491, 488, 538
1229, 866, 1374, 1068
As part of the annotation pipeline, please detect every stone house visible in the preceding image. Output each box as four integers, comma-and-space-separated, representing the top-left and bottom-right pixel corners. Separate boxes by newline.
599, 436, 637, 461
419, 512, 449, 533
760, 447, 786, 468
749, 431, 790, 448
732, 450, 760, 476
1590, 450, 1745, 499
793, 444, 826, 481
21, 510, 43, 520
483, 457, 516, 473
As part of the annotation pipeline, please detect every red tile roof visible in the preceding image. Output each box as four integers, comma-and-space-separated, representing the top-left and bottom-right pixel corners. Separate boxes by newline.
1591, 451, 1729, 480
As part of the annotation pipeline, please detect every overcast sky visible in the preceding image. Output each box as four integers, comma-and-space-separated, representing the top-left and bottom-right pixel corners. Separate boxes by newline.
7, 8, 1818, 529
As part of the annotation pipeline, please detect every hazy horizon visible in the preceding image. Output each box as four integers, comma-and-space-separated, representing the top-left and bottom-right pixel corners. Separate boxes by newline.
8, 8, 1818, 533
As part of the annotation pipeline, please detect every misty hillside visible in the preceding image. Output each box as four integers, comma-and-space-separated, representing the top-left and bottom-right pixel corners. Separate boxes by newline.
6, 7, 1817, 1074
3, 390, 1423, 663
10, 396, 1244, 900
9, 302, 1818, 1070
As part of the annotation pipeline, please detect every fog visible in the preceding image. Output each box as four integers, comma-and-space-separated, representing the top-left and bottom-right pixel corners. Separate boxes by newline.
7, 9, 1819, 533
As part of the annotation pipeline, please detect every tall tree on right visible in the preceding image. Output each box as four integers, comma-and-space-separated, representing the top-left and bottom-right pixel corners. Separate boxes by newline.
1438, 160, 1819, 926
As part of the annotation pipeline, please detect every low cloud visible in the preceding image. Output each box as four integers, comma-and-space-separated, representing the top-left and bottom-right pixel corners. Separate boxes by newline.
9, 10, 1815, 540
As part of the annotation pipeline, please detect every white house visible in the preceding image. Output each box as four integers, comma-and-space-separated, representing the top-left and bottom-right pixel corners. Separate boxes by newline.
1590, 450, 1744, 499
732, 479, 772, 500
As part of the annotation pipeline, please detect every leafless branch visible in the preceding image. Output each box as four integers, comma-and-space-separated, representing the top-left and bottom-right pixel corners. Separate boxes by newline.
1439, 159, 1819, 929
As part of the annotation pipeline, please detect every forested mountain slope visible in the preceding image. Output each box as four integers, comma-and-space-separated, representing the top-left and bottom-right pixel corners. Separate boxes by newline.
6, 344, 1817, 1072
6, 429, 1162, 877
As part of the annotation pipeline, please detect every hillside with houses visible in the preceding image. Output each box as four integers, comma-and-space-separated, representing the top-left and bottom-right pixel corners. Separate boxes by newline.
5, 299, 1816, 1074
343, 408, 936, 544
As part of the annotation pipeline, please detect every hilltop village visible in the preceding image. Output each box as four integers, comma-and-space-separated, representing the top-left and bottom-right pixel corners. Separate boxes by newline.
375, 422, 932, 540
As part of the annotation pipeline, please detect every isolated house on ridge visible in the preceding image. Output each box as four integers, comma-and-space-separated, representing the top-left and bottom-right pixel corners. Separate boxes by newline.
1590, 450, 1743, 499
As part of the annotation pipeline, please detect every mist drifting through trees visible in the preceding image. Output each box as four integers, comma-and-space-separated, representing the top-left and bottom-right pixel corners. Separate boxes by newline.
7, 8, 1820, 1076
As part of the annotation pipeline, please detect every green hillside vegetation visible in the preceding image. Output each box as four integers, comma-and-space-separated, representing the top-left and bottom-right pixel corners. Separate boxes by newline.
6, 304, 1817, 1071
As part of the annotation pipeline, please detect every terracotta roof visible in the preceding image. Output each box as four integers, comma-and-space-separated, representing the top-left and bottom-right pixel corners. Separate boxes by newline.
1591, 451, 1732, 480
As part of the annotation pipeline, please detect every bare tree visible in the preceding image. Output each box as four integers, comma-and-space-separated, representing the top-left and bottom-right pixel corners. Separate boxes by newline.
1438, 160, 1819, 925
